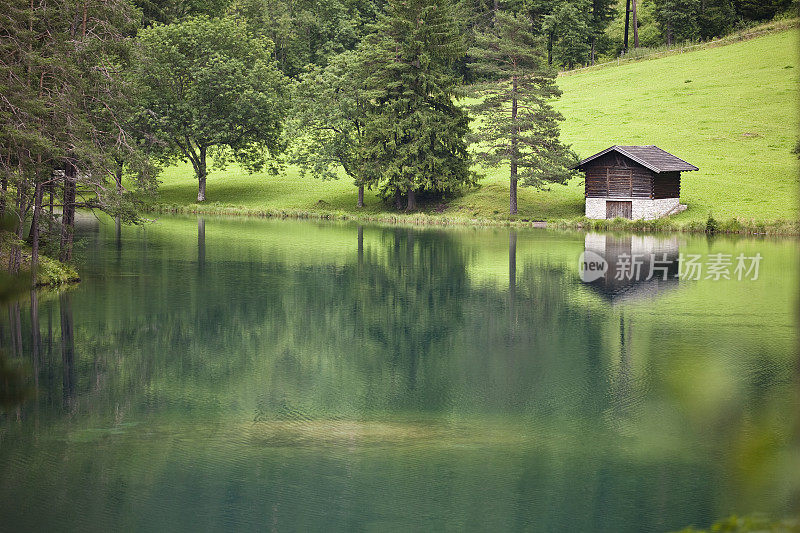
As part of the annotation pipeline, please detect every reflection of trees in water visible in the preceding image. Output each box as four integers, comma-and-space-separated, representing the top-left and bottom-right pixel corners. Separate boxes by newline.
0, 223, 797, 531
465, 256, 612, 416
2, 224, 619, 422
0, 224, 796, 455
0, 225, 795, 435
259, 227, 472, 416
59, 292, 75, 409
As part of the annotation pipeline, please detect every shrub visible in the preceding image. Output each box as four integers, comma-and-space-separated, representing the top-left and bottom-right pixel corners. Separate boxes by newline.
705, 213, 718, 234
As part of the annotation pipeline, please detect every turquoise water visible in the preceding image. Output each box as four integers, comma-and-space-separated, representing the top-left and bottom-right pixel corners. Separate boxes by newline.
0, 215, 798, 531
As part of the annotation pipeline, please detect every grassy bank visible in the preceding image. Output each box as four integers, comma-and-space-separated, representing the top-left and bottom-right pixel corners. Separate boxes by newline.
560, 17, 799, 76
0, 231, 80, 286
151, 27, 799, 234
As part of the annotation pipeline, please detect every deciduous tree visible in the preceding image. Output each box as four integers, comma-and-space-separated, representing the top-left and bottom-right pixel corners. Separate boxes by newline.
292, 50, 370, 207
133, 16, 290, 202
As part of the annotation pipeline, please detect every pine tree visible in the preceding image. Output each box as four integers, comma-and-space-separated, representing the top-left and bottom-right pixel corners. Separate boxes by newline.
469, 11, 576, 215
589, 0, 617, 63
542, 0, 592, 69
0, 0, 151, 273
360, 0, 476, 211
698, 0, 736, 39
654, 0, 700, 45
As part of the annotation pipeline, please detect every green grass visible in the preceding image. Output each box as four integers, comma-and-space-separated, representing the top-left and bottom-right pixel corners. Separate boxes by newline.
153, 27, 800, 231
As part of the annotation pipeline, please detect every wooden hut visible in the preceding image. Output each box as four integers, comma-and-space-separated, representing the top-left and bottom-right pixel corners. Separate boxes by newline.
574, 146, 698, 220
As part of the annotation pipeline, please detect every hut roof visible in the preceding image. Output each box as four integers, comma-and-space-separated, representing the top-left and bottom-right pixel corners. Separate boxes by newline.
575, 146, 699, 173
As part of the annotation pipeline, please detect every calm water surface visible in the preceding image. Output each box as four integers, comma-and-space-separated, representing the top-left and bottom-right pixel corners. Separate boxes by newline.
0, 215, 798, 532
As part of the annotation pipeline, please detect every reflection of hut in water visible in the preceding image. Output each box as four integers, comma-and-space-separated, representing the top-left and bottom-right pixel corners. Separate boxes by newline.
583, 233, 680, 304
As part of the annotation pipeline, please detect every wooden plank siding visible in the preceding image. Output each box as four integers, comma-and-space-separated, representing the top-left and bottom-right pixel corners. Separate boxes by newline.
631, 167, 653, 197
653, 171, 680, 199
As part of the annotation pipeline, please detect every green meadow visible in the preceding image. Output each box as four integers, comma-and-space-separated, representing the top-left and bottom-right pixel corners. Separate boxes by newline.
154, 27, 799, 228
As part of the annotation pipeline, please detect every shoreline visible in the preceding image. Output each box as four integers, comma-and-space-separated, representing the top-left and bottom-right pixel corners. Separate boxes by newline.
0, 232, 81, 288
146, 204, 800, 236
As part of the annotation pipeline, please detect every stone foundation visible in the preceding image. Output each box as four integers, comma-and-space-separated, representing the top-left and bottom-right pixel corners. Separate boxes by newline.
585, 197, 685, 220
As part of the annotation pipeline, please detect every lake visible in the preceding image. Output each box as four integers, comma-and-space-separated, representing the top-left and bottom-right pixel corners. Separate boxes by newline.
1, 215, 798, 532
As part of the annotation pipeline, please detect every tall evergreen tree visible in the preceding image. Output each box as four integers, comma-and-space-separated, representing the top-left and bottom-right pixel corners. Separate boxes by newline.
0, 0, 151, 273
469, 11, 576, 215
654, 0, 700, 45
360, 0, 476, 210
698, 0, 736, 39
589, 0, 617, 63
540, 0, 592, 69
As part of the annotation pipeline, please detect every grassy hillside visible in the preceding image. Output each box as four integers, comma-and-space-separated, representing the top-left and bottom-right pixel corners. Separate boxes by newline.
154, 28, 799, 227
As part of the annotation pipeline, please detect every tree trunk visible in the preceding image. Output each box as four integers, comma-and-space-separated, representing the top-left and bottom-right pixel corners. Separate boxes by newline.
590, 37, 596, 65
394, 189, 403, 210
358, 184, 364, 208
114, 160, 123, 193
699, 0, 706, 39
30, 183, 43, 286
197, 146, 207, 202
60, 162, 77, 262
624, 0, 631, 51
547, 31, 554, 65
0, 176, 6, 219
197, 175, 207, 202
406, 188, 416, 211
8, 186, 27, 275
510, 75, 519, 216
632, 0, 639, 48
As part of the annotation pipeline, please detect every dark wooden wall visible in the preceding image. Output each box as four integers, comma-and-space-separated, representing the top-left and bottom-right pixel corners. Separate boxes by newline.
583, 153, 681, 199
653, 171, 680, 199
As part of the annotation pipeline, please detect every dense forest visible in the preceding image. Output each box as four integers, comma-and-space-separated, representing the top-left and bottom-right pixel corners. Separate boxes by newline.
0, 0, 795, 279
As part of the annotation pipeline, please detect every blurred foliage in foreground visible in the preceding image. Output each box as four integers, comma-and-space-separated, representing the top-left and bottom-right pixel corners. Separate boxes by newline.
676, 514, 800, 532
